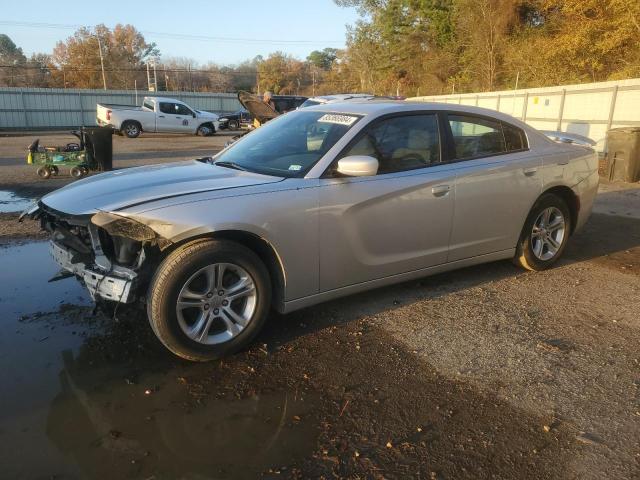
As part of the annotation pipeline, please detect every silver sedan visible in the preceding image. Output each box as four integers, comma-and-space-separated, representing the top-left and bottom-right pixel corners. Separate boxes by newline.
29, 101, 599, 360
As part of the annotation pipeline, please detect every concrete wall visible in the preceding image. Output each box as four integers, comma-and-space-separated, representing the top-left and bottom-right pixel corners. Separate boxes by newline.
409, 78, 640, 151
0, 87, 242, 130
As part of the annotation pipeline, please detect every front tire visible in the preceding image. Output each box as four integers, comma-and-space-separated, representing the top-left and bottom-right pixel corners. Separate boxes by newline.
197, 123, 215, 136
147, 239, 271, 361
514, 193, 571, 271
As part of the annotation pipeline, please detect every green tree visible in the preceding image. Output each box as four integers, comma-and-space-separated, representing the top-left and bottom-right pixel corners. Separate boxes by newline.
307, 48, 339, 70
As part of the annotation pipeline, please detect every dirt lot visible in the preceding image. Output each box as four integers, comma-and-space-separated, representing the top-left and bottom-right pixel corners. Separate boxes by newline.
0, 134, 639, 479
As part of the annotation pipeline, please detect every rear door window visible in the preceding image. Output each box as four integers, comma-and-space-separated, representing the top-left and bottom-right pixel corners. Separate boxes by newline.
448, 114, 506, 159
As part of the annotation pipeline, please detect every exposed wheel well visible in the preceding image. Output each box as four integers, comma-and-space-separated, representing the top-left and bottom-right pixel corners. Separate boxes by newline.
541, 186, 580, 234
160, 231, 285, 311
122, 119, 142, 129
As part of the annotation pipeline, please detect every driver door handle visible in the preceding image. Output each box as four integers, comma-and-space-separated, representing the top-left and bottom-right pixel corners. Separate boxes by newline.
158, 115, 165, 118
432, 185, 451, 197
523, 167, 537, 176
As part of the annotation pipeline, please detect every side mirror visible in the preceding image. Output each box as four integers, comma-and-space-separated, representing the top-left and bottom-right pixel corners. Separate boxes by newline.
336, 155, 379, 177
192, 113, 197, 118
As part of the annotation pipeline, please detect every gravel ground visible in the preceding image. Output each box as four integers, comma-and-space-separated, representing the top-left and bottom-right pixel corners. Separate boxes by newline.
0, 133, 639, 479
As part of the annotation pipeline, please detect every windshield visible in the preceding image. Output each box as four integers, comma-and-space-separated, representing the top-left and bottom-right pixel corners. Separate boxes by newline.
214, 110, 361, 177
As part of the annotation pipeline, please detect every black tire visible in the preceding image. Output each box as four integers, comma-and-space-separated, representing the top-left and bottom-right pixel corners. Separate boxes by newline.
197, 123, 215, 136
70, 166, 84, 178
228, 120, 239, 130
121, 121, 141, 138
37, 166, 51, 179
147, 239, 271, 361
514, 193, 571, 271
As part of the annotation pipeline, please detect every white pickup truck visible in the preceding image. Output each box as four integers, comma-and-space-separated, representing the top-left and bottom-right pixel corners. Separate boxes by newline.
96, 96, 220, 138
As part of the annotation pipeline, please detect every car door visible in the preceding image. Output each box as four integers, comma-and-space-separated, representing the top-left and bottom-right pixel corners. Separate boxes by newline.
156, 102, 192, 133
445, 113, 542, 261
318, 113, 456, 292
174, 103, 196, 133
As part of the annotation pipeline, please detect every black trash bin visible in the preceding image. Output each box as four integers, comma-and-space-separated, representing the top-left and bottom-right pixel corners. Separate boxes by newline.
83, 126, 114, 171
605, 127, 640, 182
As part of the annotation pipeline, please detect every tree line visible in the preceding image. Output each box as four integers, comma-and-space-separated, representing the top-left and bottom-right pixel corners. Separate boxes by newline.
1, 0, 639, 96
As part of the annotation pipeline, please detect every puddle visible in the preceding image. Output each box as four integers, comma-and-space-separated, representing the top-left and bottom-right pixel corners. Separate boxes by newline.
0, 242, 319, 479
0, 190, 33, 213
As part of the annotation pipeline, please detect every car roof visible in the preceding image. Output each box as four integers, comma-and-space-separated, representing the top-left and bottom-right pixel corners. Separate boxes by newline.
303, 100, 556, 148
307, 93, 375, 103
308, 100, 532, 127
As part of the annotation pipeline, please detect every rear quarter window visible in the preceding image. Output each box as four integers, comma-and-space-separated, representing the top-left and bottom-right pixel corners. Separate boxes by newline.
502, 122, 528, 151
447, 113, 529, 160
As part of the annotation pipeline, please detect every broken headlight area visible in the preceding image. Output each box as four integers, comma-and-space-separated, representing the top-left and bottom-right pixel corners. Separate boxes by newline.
38, 206, 170, 304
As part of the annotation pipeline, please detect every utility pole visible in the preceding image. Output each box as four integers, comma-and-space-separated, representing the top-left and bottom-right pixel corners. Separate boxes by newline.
153, 60, 158, 92
96, 32, 107, 90
312, 68, 316, 96
146, 63, 152, 91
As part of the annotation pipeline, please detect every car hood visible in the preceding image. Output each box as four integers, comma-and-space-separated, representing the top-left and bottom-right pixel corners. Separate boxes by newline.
198, 110, 219, 120
238, 91, 278, 124
40, 160, 283, 215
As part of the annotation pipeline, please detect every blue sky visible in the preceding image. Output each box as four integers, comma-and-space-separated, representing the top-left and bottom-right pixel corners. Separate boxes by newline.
1, 0, 361, 65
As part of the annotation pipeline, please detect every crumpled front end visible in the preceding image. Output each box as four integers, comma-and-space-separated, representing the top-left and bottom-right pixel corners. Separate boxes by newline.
29, 203, 170, 304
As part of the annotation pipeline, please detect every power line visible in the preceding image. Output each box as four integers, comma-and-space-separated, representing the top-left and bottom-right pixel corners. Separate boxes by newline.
0, 20, 344, 45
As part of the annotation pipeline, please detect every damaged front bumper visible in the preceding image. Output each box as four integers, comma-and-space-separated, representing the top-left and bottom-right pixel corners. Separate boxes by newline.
50, 240, 136, 303
22, 202, 170, 305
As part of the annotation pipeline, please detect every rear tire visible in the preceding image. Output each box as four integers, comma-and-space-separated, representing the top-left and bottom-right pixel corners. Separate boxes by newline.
514, 193, 571, 271
121, 121, 141, 138
228, 120, 239, 130
36, 166, 51, 179
147, 239, 271, 361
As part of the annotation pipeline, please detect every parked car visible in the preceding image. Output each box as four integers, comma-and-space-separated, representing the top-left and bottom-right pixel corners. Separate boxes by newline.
96, 97, 219, 138
299, 93, 376, 108
219, 95, 308, 131
25, 101, 598, 361
299, 94, 405, 108
218, 108, 252, 130
270, 94, 308, 113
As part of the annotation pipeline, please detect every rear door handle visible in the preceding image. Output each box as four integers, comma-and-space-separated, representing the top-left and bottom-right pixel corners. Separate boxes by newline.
557, 159, 569, 165
158, 115, 165, 118
432, 185, 451, 197
523, 167, 537, 176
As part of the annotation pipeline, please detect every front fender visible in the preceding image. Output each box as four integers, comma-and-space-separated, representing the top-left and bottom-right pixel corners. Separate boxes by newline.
122, 185, 320, 301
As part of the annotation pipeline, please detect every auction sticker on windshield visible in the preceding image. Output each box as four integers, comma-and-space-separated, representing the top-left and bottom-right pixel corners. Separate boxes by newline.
318, 114, 358, 126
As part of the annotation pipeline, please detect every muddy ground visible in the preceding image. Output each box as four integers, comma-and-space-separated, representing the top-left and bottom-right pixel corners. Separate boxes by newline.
0, 133, 639, 479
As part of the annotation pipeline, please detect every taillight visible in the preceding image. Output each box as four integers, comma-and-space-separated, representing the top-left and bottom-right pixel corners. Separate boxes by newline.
106, 110, 111, 121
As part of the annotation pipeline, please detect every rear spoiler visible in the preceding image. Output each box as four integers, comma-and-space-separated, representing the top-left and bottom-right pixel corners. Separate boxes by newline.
542, 131, 596, 147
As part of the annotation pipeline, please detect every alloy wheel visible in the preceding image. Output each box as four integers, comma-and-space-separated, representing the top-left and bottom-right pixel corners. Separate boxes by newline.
176, 262, 257, 345
531, 207, 566, 261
